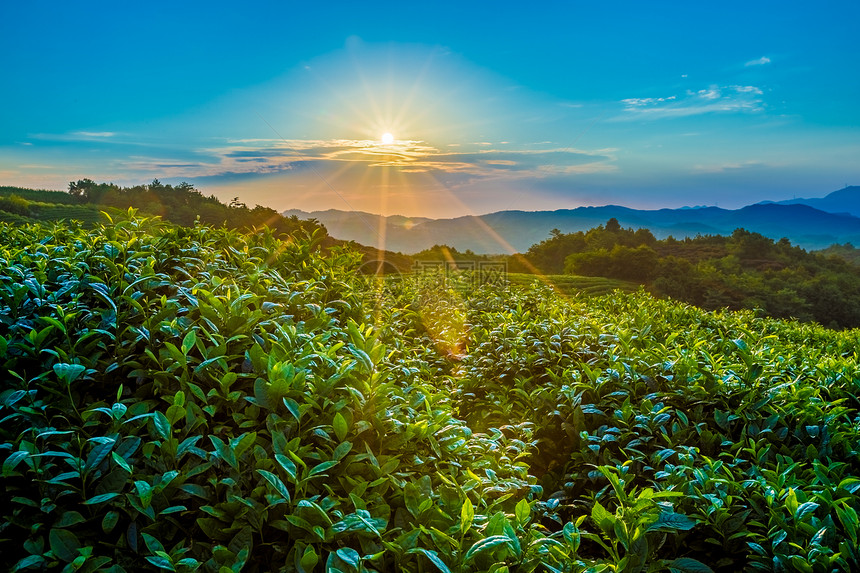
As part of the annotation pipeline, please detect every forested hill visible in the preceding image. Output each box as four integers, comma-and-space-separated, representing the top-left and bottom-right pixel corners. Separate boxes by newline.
517, 219, 860, 329
0, 180, 324, 237
0, 181, 416, 273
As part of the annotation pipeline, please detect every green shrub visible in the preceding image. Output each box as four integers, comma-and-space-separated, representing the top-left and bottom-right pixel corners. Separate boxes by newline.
2, 213, 859, 572
0, 194, 31, 217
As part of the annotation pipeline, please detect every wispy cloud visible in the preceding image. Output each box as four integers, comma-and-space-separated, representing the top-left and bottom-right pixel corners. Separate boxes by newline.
618, 85, 765, 119
621, 96, 676, 107
31, 131, 123, 142
745, 56, 771, 66
693, 160, 768, 173
73, 131, 117, 138
118, 138, 616, 181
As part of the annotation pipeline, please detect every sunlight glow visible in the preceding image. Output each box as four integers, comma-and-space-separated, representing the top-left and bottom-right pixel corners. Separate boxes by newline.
381, 132, 394, 144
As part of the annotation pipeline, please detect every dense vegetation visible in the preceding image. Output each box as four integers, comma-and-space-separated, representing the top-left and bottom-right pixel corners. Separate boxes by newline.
817, 244, 860, 266
520, 219, 860, 329
2, 214, 860, 572
0, 182, 324, 239
0, 188, 118, 227
505, 274, 637, 297
0, 183, 415, 274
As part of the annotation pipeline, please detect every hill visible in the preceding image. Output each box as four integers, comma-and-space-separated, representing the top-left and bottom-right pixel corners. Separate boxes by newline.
518, 222, 860, 329
2, 214, 860, 571
286, 195, 860, 253
761, 185, 860, 217
0, 182, 420, 275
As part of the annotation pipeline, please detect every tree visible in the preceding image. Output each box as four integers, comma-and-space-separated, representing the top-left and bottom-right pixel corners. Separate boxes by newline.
68, 178, 97, 200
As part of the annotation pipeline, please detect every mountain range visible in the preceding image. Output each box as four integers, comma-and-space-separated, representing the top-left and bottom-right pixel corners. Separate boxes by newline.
284, 186, 860, 254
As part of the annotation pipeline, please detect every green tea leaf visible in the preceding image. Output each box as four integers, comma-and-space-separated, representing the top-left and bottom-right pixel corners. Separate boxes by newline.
795, 501, 819, 521
3, 450, 29, 475
153, 411, 171, 440
333, 412, 348, 442
461, 497, 474, 534
515, 498, 530, 524
309, 460, 338, 476
591, 501, 615, 534
85, 437, 116, 470
111, 451, 132, 473
135, 480, 153, 509
332, 441, 353, 461
649, 511, 696, 532
300, 546, 319, 572
336, 547, 361, 569
55, 511, 86, 528
83, 492, 121, 505
209, 436, 238, 470
667, 557, 715, 573
407, 548, 452, 573
181, 331, 197, 355
53, 363, 86, 385
257, 469, 291, 502
464, 535, 512, 562
145, 553, 175, 571
102, 511, 120, 533
563, 521, 580, 552
12, 555, 46, 571
785, 488, 798, 515
49, 528, 80, 562
283, 397, 301, 422
275, 454, 297, 482
839, 478, 860, 494
141, 532, 166, 554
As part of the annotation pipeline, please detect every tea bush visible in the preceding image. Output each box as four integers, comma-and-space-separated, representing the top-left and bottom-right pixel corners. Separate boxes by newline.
2, 213, 860, 572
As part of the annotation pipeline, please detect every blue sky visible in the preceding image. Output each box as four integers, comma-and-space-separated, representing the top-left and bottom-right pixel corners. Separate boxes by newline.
2, 1, 858, 217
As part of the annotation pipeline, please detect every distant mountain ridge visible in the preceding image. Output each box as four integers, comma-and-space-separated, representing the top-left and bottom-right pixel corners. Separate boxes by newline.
759, 186, 860, 217
284, 187, 860, 253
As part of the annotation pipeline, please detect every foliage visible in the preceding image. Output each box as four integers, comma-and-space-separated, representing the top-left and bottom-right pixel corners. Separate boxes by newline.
2, 213, 860, 572
519, 223, 860, 328
506, 273, 637, 297
816, 243, 860, 266
412, 246, 497, 264
454, 283, 860, 572
0, 187, 82, 206
63, 179, 326, 238
0, 195, 32, 217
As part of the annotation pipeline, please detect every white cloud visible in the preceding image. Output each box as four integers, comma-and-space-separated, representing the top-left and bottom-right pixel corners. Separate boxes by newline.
696, 88, 721, 100
73, 131, 117, 138
745, 56, 772, 66
732, 85, 763, 95
621, 96, 677, 107
618, 84, 765, 119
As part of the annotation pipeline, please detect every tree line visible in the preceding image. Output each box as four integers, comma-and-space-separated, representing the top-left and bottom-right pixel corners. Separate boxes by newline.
515, 218, 860, 329
66, 178, 324, 237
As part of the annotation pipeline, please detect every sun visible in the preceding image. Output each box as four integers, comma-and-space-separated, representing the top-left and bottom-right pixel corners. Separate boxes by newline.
381, 132, 394, 144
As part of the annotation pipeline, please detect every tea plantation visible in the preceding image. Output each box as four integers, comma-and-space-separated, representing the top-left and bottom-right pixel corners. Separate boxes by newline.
1, 214, 859, 572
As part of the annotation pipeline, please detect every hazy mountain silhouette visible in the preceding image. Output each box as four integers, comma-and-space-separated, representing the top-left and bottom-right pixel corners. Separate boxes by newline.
758, 186, 860, 217
285, 189, 860, 253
